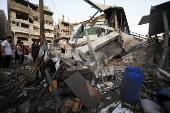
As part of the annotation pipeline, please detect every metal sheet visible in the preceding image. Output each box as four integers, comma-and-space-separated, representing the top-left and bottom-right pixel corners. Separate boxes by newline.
84, 0, 122, 11
64, 72, 101, 109
138, 15, 150, 25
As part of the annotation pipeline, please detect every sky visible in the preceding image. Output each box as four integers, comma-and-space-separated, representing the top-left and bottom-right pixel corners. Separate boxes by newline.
0, 0, 169, 35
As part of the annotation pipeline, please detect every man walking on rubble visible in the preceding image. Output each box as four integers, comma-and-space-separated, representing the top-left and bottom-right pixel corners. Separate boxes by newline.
31, 41, 40, 62
61, 38, 69, 54
1, 36, 12, 74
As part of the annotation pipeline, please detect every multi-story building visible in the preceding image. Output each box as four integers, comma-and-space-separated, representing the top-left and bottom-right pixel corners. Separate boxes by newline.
10, 0, 54, 46
0, 10, 8, 40
54, 15, 74, 43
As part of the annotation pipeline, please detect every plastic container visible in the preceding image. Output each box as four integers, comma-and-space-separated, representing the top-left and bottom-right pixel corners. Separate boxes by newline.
120, 67, 144, 105
49, 80, 57, 92
156, 89, 170, 106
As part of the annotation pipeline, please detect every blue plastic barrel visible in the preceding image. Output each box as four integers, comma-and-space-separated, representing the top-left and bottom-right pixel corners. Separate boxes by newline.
156, 89, 170, 106
120, 67, 144, 105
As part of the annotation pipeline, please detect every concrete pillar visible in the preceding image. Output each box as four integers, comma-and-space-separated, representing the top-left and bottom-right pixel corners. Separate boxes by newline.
58, 19, 60, 24
62, 15, 64, 21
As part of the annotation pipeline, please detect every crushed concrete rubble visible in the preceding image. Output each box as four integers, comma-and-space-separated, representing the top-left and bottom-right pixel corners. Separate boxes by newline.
1, 0, 170, 113
1, 42, 170, 113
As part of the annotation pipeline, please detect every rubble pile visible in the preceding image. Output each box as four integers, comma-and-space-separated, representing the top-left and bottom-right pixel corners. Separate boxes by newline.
1, 0, 170, 113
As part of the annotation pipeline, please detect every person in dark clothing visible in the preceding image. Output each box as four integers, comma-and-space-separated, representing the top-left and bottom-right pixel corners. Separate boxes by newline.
31, 41, 35, 56
25, 47, 28, 55
20, 42, 25, 64
31, 41, 40, 62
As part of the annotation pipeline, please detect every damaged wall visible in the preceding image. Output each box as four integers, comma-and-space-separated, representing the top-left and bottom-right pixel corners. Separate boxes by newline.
96, 40, 122, 65
122, 32, 144, 51
122, 43, 159, 67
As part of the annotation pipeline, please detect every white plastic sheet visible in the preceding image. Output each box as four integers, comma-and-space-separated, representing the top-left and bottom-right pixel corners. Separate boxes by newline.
52, 57, 60, 71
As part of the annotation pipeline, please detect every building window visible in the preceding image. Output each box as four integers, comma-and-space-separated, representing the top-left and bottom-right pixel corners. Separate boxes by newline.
47, 40, 52, 43
34, 17, 39, 21
16, 22, 20, 27
44, 20, 49, 24
21, 23, 29, 28
49, 21, 53, 25
12, 21, 15, 24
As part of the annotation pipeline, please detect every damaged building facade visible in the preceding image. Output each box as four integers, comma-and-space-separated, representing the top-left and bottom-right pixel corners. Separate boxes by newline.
0, 10, 8, 40
54, 15, 74, 44
71, 0, 144, 65
10, 0, 54, 45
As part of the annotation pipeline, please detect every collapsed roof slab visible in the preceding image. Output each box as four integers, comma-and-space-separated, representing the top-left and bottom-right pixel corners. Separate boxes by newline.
77, 32, 119, 55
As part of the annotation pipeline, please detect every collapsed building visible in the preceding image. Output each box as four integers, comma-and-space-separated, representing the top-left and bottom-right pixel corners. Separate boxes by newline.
69, 0, 144, 65
0, 0, 170, 113
10, 0, 54, 46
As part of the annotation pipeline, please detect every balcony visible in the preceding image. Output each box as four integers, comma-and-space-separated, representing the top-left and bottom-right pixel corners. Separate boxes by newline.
10, 1, 29, 13
11, 24, 30, 34
11, 18, 29, 25
31, 31, 40, 36
59, 33, 71, 39
44, 14, 54, 22
29, 8, 39, 17
29, 9, 54, 22
45, 33, 54, 38
45, 24, 54, 30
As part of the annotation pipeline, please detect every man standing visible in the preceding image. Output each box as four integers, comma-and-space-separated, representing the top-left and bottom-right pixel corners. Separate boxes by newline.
61, 39, 69, 54
31, 41, 40, 62
17, 42, 23, 64
1, 36, 12, 74
20, 42, 25, 64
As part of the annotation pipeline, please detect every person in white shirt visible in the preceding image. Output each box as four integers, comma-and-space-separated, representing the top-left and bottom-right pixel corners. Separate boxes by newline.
1, 36, 12, 73
61, 38, 69, 54
16, 42, 23, 64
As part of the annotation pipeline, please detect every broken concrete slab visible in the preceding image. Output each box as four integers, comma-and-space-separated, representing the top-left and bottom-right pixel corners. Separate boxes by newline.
95, 40, 122, 65
72, 52, 84, 66
96, 25, 115, 31
64, 72, 101, 109
63, 66, 94, 77
77, 32, 119, 55
121, 32, 144, 51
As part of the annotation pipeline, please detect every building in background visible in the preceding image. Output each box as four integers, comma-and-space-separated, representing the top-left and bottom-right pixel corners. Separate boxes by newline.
0, 10, 8, 40
72, 14, 107, 42
54, 15, 74, 43
9, 0, 54, 46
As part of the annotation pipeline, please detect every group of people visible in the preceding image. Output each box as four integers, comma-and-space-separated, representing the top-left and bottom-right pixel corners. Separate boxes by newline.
1, 36, 40, 74
1, 35, 70, 75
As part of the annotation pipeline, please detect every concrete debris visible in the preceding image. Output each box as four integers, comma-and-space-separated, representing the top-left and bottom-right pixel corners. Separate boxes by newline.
1, 0, 170, 113
64, 72, 102, 109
